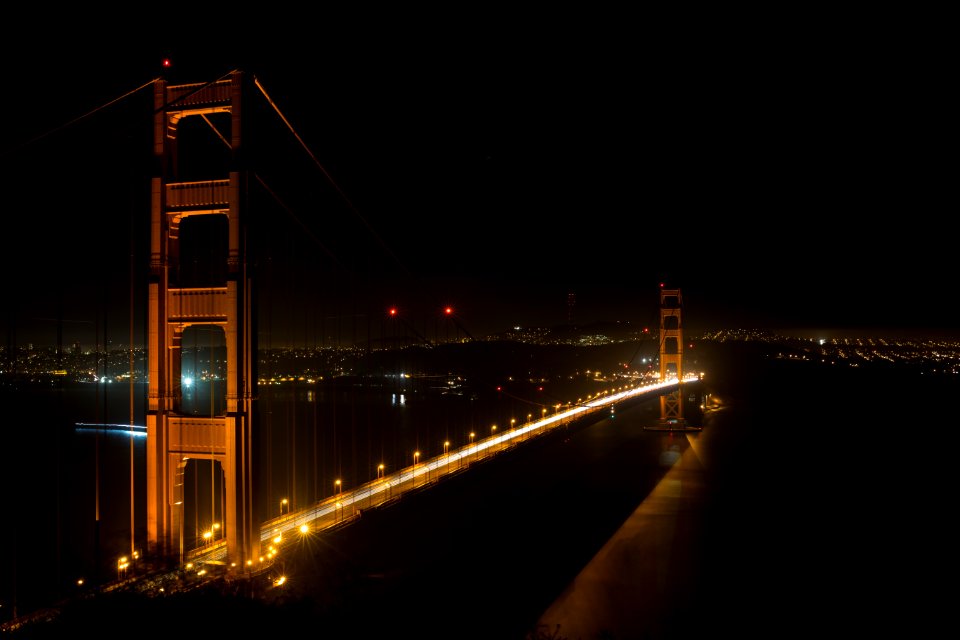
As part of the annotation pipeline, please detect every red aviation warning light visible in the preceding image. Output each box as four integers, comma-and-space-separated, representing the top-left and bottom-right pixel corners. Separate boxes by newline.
444, 307, 453, 315
388, 308, 397, 316
162, 58, 172, 69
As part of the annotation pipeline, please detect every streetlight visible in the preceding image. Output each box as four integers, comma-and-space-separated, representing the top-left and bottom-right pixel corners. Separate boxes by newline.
469, 432, 475, 463
378, 463, 385, 480
414, 451, 420, 487
280, 498, 288, 516
335, 479, 342, 498
117, 556, 129, 580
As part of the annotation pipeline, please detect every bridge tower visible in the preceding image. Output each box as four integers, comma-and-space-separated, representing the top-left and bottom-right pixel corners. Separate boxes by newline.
146, 71, 259, 568
658, 287, 687, 428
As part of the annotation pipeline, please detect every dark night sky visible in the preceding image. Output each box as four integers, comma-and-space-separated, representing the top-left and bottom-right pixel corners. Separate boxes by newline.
1, 16, 953, 348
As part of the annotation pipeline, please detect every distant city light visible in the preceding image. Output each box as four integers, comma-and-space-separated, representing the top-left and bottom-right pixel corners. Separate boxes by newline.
183, 376, 193, 387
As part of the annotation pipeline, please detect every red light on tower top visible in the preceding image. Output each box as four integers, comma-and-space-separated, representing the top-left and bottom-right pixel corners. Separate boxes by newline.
388, 308, 397, 316
444, 307, 453, 315
162, 58, 172, 69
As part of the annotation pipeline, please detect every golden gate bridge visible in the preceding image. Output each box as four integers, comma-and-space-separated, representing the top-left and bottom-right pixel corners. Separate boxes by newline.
1, 65, 703, 632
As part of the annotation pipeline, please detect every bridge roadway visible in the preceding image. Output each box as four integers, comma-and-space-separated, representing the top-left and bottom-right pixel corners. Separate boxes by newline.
182, 375, 695, 574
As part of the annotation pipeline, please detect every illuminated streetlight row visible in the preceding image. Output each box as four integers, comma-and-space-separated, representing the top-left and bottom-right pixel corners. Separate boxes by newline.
252, 376, 695, 564
289, 378, 682, 513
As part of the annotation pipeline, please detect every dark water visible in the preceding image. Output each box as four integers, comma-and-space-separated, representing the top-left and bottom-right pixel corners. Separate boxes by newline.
0, 381, 147, 618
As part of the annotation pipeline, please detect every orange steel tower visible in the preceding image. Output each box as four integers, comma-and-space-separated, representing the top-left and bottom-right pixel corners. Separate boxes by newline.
146, 71, 259, 568
658, 287, 686, 427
